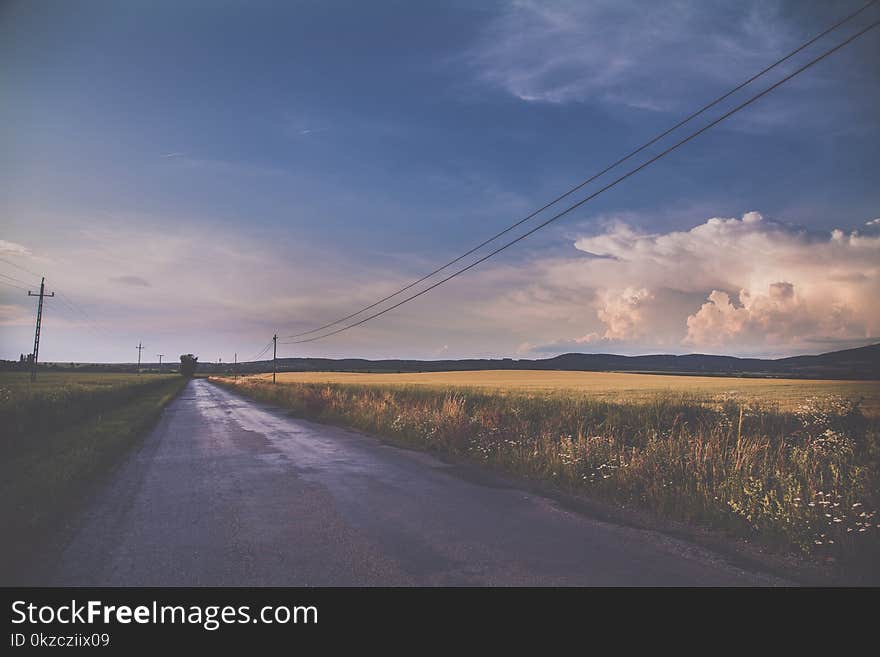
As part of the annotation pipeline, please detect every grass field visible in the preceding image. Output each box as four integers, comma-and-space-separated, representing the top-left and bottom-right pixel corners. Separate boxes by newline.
217, 372, 880, 579
1, 372, 182, 444
254, 370, 880, 417
0, 371, 171, 394
0, 372, 188, 577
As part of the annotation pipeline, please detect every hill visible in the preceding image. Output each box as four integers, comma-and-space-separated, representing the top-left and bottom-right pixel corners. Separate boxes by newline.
6, 343, 876, 380
210, 342, 880, 380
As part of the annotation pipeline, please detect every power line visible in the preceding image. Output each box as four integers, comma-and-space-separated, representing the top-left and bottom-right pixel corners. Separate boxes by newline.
281, 17, 880, 346
1, 260, 116, 340
0, 271, 39, 288
51, 287, 115, 340
280, 0, 879, 340
49, 293, 104, 336
0, 277, 31, 293
43, 298, 87, 325
32, 285, 118, 349
245, 340, 274, 363
0, 256, 41, 280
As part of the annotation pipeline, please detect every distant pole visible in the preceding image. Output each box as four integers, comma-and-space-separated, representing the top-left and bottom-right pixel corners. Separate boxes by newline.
234, 352, 238, 379
27, 277, 55, 381
136, 341, 144, 374
273, 333, 277, 384
157, 354, 164, 373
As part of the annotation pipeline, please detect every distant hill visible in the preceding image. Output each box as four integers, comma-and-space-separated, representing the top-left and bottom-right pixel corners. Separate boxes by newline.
7, 343, 876, 379
202, 343, 880, 380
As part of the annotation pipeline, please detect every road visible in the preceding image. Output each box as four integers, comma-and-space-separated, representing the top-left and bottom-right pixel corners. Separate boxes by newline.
30, 379, 781, 586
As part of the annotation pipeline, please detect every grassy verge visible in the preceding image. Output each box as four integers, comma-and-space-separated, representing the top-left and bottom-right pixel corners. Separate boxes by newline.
0, 372, 181, 449
214, 376, 880, 582
0, 376, 188, 575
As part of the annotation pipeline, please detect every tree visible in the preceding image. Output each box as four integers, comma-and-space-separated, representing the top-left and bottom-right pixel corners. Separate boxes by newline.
179, 354, 199, 378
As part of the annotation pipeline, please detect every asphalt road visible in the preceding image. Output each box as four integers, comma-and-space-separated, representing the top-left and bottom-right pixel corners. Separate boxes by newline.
30, 379, 782, 586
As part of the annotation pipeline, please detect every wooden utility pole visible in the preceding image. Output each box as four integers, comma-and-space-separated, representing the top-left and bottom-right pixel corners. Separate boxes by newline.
157, 354, 164, 373
234, 352, 238, 379
136, 341, 144, 374
273, 334, 277, 384
28, 277, 54, 381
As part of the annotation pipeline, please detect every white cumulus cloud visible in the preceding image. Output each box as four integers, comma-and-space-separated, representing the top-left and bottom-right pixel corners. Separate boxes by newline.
595, 287, 653, 340
684, 282, 831, 347
478, 211, 879, 355
580, 212, 879, 350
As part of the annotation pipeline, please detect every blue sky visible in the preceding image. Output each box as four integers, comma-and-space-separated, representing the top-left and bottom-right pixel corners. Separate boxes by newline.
1, 0, 879, 363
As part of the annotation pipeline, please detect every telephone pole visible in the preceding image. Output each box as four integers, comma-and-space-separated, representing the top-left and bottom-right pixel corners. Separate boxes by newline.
157, 354, 164, 373
273, 334, 277, 384
28, 277, 54, 381
136, 341, 144, 374
234, 352, 238, 379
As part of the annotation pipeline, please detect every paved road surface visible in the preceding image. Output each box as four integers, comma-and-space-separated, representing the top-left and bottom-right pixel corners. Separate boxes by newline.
30, 379, 781, 586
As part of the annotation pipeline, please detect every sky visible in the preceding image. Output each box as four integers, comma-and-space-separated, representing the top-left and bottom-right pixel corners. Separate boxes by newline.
1, 0, 879, 363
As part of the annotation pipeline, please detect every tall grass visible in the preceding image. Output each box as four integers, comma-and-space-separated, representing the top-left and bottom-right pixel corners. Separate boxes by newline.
0, 373, 176, 451
216, 378, 880, 574
0, 374, 188, 579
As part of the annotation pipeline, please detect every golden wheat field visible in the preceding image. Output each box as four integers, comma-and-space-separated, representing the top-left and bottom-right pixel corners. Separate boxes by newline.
247, 370, 880, 416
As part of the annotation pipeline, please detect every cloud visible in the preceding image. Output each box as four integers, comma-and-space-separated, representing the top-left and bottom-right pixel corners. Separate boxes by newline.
0, 240, 31, 257
867, 218, 880, 226
595, 287, 653, 340
466, 0, 788, 109
478, 211, 879, 356
578, 212, 878, 350
109, 275, 151, 287
0, 303, 32, 327
685, 283, 813, 347
464, 0, 879, 133
2, 214, 435, 357
5, 208, 876, 361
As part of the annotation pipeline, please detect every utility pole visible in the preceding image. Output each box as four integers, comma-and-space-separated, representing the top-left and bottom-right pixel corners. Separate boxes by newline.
273, 333, 277, 384
157, 354, 164, 373
136, 341, 144, 374
27, 277, 54, 381
234, 352, 238, 379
